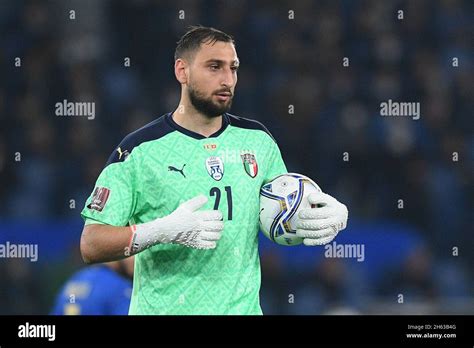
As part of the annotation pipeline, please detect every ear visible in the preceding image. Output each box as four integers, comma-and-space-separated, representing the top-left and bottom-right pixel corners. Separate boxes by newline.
174, 58, 188, 84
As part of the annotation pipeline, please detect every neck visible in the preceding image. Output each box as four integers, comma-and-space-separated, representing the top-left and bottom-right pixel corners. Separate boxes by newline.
172, 101, 223, 138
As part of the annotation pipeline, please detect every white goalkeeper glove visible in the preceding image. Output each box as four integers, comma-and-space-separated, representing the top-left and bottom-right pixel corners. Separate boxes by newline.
296, 192, 348, 246
129, 195, 224, 252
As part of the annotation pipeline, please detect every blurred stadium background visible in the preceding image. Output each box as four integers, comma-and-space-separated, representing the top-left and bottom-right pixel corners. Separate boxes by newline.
0, 0, 472, 314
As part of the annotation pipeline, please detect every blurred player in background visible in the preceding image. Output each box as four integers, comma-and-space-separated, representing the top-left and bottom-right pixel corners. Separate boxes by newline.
51, 257, 134, 315
79, 26, 348, 314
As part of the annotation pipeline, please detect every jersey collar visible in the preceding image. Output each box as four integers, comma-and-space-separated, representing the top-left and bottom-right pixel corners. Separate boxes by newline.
165, 112, 230, 140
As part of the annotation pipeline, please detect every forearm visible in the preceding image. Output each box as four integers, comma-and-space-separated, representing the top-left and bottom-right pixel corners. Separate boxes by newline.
80, 224, 134, 264
80, 195, 225, 264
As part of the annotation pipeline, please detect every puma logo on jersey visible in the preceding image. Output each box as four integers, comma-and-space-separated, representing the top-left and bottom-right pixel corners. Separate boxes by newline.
168, 164, 186, 178
117, 147, 129, 160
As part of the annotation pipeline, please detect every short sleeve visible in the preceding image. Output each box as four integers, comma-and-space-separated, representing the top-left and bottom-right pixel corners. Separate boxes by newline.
263, 138, 288, 184
81, 146, 139, 226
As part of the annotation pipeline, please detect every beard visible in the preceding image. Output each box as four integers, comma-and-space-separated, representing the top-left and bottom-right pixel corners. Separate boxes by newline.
188, 83, 233, 118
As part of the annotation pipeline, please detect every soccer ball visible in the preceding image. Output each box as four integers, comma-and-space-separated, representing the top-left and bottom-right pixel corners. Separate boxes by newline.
259, 173, 322, 246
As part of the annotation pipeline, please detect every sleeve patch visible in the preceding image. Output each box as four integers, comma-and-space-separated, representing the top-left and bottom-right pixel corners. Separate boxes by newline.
87, 187, 111, 212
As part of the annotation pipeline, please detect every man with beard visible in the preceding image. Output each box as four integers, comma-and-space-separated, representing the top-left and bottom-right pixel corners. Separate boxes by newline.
79, 26, 348, 314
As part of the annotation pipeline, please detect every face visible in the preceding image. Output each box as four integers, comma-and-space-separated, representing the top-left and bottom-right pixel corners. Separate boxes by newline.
185, 41, 239, 118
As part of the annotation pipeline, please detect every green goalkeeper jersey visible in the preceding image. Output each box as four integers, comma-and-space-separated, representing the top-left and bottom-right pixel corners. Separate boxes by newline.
81, 112, 287, 315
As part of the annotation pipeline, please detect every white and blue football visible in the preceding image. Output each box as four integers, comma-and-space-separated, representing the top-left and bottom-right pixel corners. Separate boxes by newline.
259, 173, 322, 246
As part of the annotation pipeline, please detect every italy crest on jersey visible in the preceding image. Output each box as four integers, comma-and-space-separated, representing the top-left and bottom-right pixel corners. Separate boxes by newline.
241, 153, 258, 178
206, 156, 224, 181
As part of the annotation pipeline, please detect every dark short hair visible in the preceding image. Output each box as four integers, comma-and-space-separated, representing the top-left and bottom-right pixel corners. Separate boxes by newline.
174, 26, 234, 62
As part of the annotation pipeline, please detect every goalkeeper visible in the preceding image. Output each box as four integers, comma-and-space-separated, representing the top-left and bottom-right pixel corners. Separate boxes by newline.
80, 26, 348, 315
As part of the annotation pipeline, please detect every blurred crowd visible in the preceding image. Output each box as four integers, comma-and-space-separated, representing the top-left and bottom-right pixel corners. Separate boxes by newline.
0, 0, 472, 314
